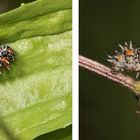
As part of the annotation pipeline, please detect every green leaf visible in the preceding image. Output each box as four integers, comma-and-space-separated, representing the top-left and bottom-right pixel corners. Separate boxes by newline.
35, 125, 72, 140
0, 1, 72, 42
0, 0, 72, 27
0, 0, 72, 139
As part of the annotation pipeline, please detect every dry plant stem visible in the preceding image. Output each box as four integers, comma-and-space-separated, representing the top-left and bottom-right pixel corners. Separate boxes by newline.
79, 55, 136, 93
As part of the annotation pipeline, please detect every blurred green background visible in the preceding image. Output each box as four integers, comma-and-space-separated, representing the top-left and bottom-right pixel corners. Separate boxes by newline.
80, 0, 140, 140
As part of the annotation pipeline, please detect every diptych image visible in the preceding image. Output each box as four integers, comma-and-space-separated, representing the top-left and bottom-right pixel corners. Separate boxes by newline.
1, 0, 140, 140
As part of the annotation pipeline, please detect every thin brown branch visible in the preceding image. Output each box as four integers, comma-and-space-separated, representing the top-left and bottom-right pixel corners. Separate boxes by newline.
79, 55, 136, 93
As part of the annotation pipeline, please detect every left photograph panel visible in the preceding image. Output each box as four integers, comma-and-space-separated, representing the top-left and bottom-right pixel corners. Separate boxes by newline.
0, 0, 72, 140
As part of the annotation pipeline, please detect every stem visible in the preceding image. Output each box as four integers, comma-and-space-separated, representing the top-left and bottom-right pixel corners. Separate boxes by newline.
79, 55, 136, 93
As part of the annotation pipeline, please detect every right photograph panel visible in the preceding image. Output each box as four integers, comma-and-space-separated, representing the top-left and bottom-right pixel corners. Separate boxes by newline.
79, 0, 140, 140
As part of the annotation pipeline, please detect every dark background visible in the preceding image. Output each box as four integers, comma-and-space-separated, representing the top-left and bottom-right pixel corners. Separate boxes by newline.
80, 0, 140, 140
0, 0, 34, 13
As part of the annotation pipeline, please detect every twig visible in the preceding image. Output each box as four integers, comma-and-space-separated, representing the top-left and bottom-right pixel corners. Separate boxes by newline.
79, 55, 140, 114
79, 55, 136, 93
